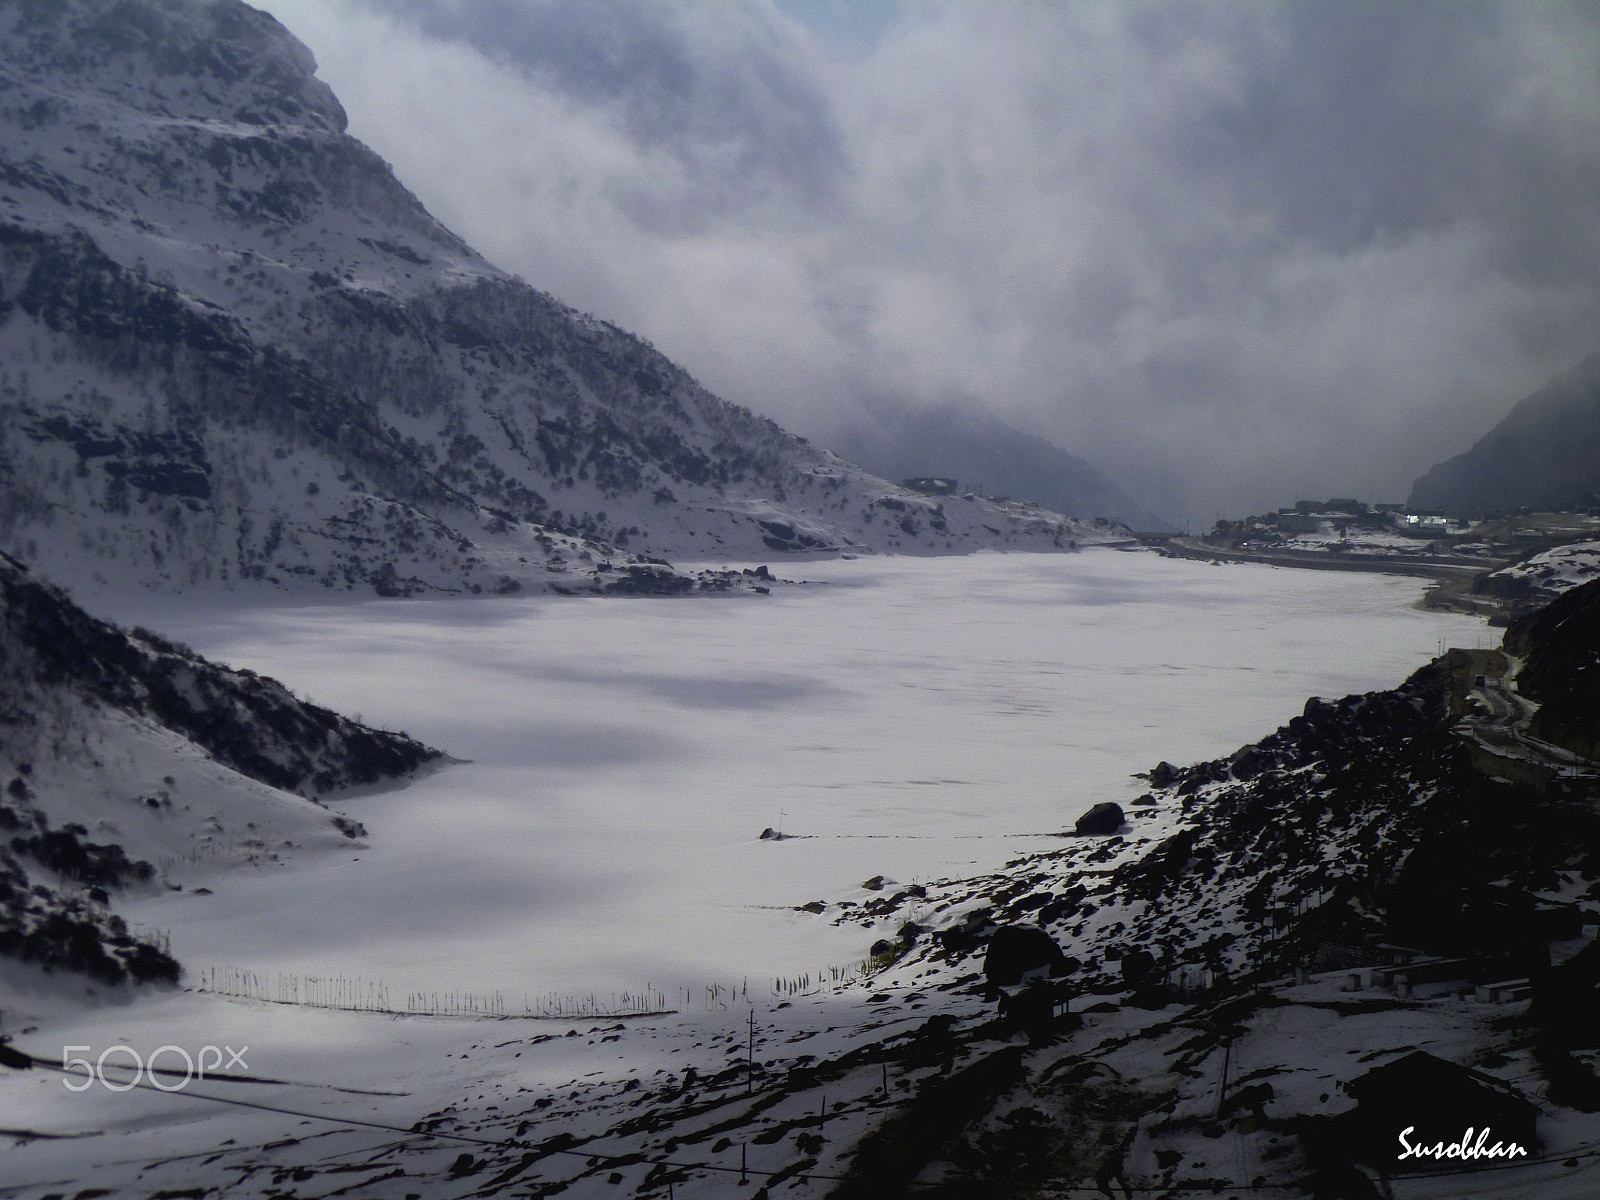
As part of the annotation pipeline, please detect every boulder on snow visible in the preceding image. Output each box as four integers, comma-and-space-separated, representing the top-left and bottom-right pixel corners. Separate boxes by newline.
1074, 802, 1125, 836
933, 907, 996, 954
1228, 744, 1266, 780
1149, 761, 1181, 787
1120, 948, 1158, 986
983, 925, 1066, 986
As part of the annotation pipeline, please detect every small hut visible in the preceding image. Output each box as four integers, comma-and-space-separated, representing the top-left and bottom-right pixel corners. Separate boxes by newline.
1337, 1051, 1538, 1171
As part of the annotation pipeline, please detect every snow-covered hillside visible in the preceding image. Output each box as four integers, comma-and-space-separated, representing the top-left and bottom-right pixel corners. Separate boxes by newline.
1480, 540, 1600, 604
0, 0, 1099, 599
0, 550, 438, 986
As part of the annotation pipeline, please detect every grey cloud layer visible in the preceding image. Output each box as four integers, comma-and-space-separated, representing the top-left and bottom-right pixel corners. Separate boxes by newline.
268, 0, 1600, 524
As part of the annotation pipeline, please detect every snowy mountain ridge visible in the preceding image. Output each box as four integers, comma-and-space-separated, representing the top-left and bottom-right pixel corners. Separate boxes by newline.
0, 0, 1101, 600
820, 396, 1173, 533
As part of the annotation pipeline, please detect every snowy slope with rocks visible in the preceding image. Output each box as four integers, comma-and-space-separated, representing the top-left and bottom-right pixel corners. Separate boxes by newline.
0, 0, 1098, 600
1480, 540, 1600, 605
0, 549, 438, 988
343, 585, 1595, 1197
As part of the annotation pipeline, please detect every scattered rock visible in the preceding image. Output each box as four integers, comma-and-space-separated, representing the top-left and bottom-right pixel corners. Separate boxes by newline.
983, 925, 1066, 986
1228, 745, 1265, 780
1120, 948, 1157, 986
1074, 802, 1125, 836
934, 907, 996, 954
1127, 983, 1174, 1009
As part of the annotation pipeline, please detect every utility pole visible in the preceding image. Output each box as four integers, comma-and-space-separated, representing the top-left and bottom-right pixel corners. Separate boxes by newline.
1215, 1034, 1233, 1118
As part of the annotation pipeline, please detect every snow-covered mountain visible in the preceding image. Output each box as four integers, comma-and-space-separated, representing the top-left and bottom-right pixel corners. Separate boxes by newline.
0, 0, 1097, 599
0, 549, 438, 986
819, 397, 1173, 532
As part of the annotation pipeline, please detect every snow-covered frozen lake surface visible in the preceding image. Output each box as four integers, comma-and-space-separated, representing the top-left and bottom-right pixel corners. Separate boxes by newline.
110, 549, 1478, 1004
5, 550, 1506, 1195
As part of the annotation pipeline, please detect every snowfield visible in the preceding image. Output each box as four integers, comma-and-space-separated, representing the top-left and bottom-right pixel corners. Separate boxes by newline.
0, 550, 1489, 1195
94, 550, 1483, 1000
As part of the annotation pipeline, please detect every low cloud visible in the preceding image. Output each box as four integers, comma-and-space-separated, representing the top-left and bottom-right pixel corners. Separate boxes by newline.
266, 0, 1600, 525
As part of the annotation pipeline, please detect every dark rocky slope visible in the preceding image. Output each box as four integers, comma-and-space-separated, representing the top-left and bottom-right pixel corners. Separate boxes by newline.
1411, 350, 1600, 517
1503, 576, 1600, 760
803, 584, 1600, 1194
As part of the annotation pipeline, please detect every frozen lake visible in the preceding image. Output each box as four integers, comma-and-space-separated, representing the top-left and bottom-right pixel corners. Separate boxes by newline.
117, 550, 1483, 1009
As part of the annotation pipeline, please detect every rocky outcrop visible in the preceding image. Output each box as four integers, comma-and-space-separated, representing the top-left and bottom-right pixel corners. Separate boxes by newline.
1503, 576, 1600, 760
0, 552, 438, 794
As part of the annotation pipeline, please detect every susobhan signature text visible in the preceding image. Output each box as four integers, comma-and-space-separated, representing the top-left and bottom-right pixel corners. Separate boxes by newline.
1398, 1126, 1528, 1162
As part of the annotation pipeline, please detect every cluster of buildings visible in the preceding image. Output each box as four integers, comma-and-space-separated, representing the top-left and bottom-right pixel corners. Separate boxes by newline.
1212, 498, 1456, 542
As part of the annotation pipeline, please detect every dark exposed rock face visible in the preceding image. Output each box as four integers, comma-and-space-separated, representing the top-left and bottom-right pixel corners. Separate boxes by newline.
1104, 622, 1600, 974
0, 810, 176, 986
1504, 576, 1600, 760
1148, 760, 1180, 787
1120, 947, 1157, 986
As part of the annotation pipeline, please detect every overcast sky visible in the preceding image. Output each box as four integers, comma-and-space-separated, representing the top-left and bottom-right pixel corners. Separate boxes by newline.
265, 0, 1600, 526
